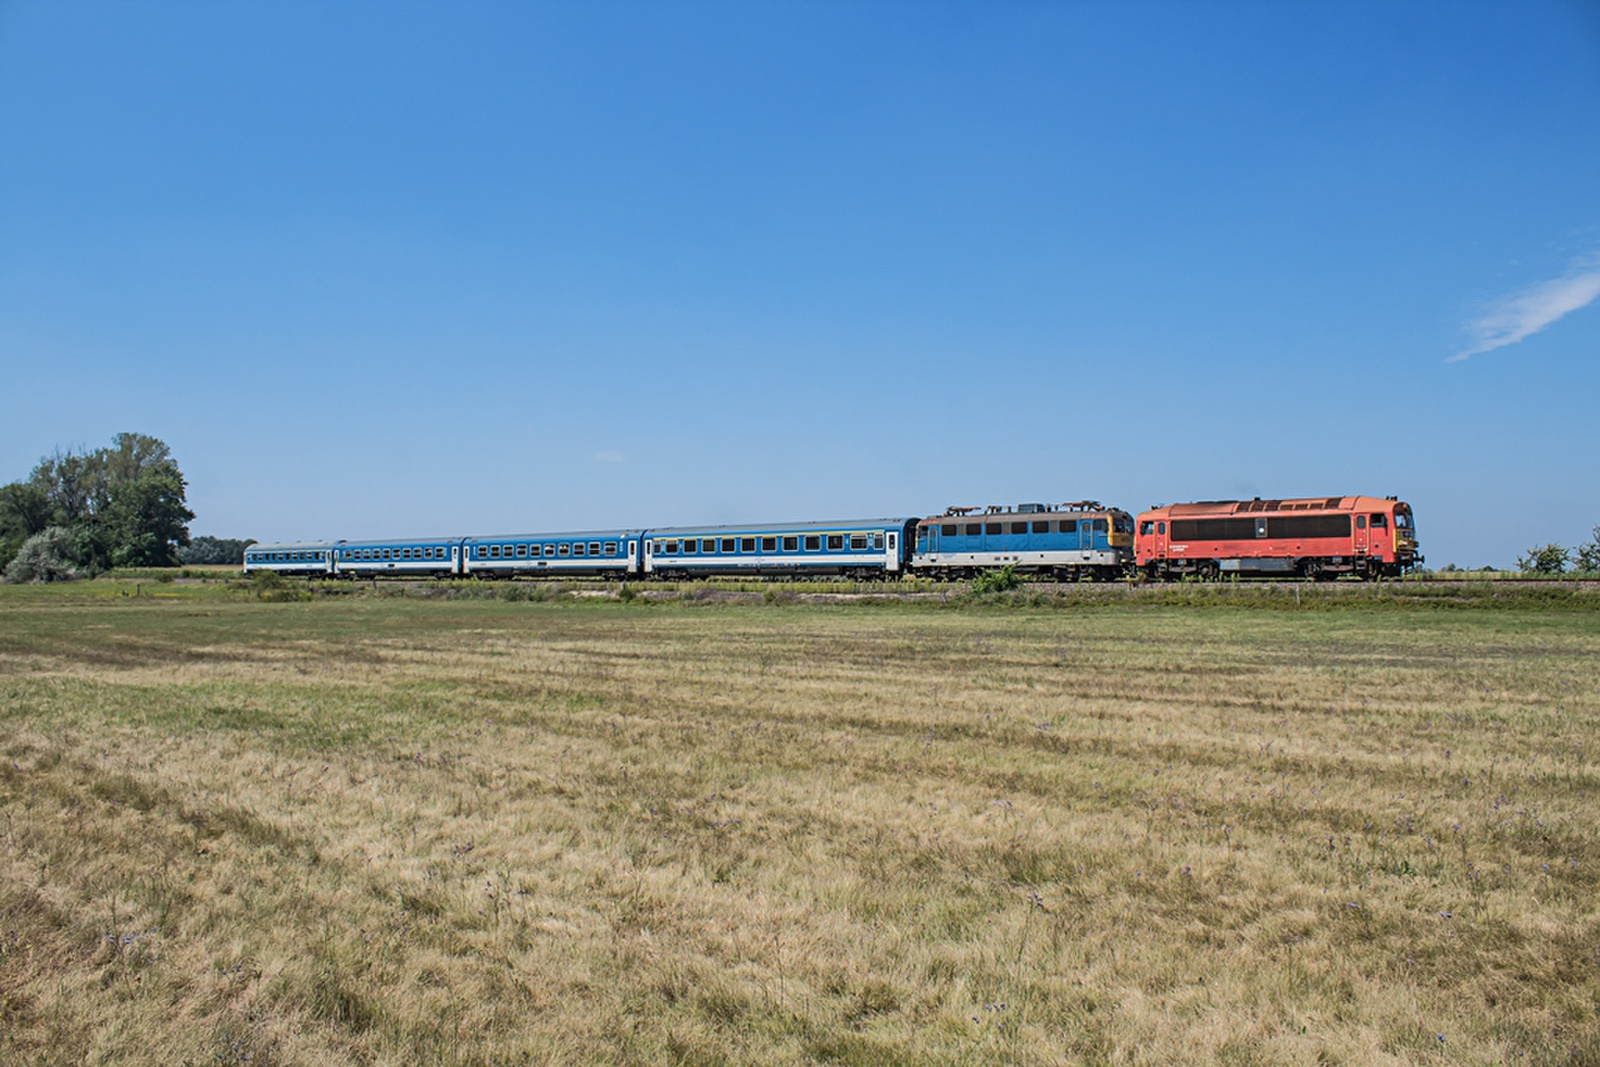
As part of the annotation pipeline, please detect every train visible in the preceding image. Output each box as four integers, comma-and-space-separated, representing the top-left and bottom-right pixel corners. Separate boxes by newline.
242, 493, 1421, 582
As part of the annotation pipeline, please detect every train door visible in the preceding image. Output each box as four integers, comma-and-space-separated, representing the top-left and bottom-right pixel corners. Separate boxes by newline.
643, 539, 654, 574
1353, 514, 1369, 556
886, 530, 899, 572
627, 539, 638, 575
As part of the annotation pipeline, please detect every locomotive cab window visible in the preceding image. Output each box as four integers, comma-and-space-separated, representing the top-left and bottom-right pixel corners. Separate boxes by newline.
1140, 521, 1154, 535
1370, 513, 1387, 528
1093, 519, 1108, 532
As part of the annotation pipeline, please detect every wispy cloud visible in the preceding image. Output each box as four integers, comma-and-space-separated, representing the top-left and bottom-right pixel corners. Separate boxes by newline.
594, 449, 625, 463
1450, 253, 1600, 362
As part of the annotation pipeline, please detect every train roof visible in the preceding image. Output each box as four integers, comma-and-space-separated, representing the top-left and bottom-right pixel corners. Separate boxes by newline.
921, 501, 1127, 521
645, 518, 913, 537
247, 540, 342, 551
333, 536, 467, 547
1145, 495, 1406, 517
463, 528, 644, 541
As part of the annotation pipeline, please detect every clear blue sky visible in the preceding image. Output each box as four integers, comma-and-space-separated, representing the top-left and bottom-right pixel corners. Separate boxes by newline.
2, 1, 1597, 568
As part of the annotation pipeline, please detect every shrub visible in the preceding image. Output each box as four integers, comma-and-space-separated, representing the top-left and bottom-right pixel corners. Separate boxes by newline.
971, 565, 1022, 594
3, 526, 81, 583
1575, 527, 1600, 574
1517, 544, 1571, 575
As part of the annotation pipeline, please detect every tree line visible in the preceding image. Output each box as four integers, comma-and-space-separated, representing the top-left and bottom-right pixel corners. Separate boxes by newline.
0, 433, 211, 581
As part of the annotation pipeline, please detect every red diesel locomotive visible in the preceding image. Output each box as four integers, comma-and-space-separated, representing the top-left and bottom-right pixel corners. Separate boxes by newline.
1136, 495, 1421, 581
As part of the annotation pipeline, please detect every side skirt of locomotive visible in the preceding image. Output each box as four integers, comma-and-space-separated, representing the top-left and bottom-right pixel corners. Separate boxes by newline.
1145, 556, 1408, 581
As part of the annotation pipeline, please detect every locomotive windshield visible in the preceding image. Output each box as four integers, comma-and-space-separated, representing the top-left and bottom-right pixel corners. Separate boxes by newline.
1395, 509, 1413, 530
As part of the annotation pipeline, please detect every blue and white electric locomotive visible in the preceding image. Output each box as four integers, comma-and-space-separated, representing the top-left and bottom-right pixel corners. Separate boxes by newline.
912, 501, 1134, 580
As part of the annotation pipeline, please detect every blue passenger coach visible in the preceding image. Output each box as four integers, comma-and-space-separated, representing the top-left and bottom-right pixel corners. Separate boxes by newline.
912, 502, 1134, 580
463, 529, 642, 579
642, 519, 915, 578
335, 537, 463, 578
242, 541, 339, 576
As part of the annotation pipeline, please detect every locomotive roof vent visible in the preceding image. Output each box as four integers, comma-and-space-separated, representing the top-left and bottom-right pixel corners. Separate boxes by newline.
1017, 503, 1045, 513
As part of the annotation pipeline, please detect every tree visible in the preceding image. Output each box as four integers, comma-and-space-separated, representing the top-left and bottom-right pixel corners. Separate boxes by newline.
1517, 543, 1571, 575
3, 527, 80, 583
0, 432, 195, 573
0, 481, 51, 570
1576, 527, 1600, 575
178, 536, 257, 566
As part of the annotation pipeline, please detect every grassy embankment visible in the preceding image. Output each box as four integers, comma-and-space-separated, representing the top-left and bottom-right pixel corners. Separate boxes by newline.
1, 579, 1597, 1064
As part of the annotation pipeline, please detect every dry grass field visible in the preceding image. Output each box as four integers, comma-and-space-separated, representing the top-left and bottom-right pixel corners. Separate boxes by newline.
1, 580, 1597, 1065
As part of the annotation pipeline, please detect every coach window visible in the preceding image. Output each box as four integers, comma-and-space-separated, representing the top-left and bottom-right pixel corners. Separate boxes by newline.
605, 542, 617, 555
590, 542, 602, 556
682, 540, 696, 554
873, 533, 884, 550
575, 543, 588, 557
804, 535, 820, 551
827, 534, 843, 550
701, 539, 715, 553
721, 538, 736, 552
849, 534, 867, 550
551, 543, 565, 556
738, 538, 753, 552
942, 524, 957, 537
491, 545, 501, 558
1356, 516, 1367, 529
543, 544, 555, 557
761, 537, 776, 552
